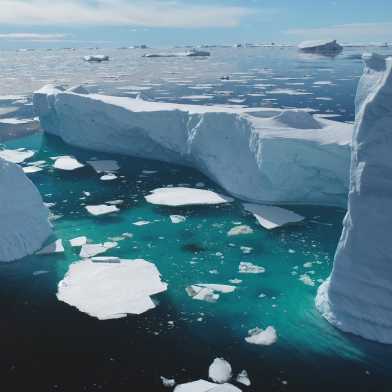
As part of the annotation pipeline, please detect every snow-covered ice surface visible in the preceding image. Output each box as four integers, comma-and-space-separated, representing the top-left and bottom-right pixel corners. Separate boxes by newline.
316, 54, 392, 344
57, 258, 167, 319
34, 86, 352, 207
146, 187, 233, 206
0, 157, 52, 262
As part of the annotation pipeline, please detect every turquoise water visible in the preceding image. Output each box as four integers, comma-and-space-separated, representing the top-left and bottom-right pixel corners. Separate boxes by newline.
1, 131, 392, 391
1, 46, 392, 390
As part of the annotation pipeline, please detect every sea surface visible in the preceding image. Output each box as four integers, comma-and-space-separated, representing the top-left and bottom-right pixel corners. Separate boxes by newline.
1, 46, 392, 391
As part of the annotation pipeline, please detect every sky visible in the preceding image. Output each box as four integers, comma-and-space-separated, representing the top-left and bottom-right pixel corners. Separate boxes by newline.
0, 0, 391, 48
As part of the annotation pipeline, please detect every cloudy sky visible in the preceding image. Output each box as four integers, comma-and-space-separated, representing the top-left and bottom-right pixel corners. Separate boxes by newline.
0, 0, 391, 48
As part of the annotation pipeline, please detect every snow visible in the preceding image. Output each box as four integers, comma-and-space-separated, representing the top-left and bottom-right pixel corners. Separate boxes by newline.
298, 40, 343, 54
0, 157, 52, 262
208, 358, 232, 383
79, 242, 117, 258
243, 204, 304, 230
170, 215, 186, 224
0, 149, 35, 163
238, 262, 265, 274
316, 54, 392, 344
57, 258, 167, 320
34, 85, 353, 207
85, 204, 119, 216
70, 236, 87, 247
36, 239, 64, 255
245, 326, 277, 345
145, 187, 233, 206
53, 156, 84, 171
227, 225, 253, 236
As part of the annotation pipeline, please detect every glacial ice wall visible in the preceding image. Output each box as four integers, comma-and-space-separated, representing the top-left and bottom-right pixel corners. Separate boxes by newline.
316, 54, 392, 343
34, 85, 352, 207
0, 157, 52, 262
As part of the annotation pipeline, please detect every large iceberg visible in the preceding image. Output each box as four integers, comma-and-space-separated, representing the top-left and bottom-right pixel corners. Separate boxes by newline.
0, 157, 52, 262
33, 86, 352, 206
316, 54, 392, 343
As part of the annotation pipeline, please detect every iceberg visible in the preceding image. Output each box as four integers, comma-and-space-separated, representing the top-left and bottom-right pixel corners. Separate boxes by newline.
235, 371, 251, 387
316, 54, 392, 344
57, 258, 168, 320
0, 157, 52, 262
143, 49, 210, 58
33, 86, 352, 207
298, 40, 343, 54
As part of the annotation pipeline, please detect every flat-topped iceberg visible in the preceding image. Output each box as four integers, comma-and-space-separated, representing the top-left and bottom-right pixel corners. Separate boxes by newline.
0, 157, 52, 262
34, 85, 352, 207
57, 258, 168, 320
83, 55, 109, 62
298, 40, 343, 54
143, 49, 210, 58
316, 53, 392, 344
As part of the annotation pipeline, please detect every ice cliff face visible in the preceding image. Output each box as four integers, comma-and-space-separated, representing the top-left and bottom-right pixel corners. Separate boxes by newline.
316, 54, 392, 343
0, 158, 52, 262
34, 85, 352, 207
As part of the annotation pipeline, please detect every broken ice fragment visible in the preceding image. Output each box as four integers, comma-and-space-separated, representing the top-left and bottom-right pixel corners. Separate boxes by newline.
227, 225, 253, 236
85, 204, 119, 216
238, 262, 265, 274
235, 370, 251, 386
170, 215, 186, 224
209, 358, 232, 383
36, 239, 64, 255
245, 326, 277, 346
69, 236, 87, 247
53, 156, 84, 171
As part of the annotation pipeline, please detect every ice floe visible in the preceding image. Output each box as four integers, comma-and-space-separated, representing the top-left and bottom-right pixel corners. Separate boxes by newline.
85, 204, 119, 216
57, 258, 167, 319
186, 284, 236, 303
53, 156, 84, 171
245, 326, 277, 345
238, 262, 265, 274
69, 236, 87, 247
83, 55, 109, 62
227, 225, 253, 236
146, 187, 233, 207
79, 242, 117, 258
170, 215, 186, 224
0, 148, 35, 163
243, 203, 304, 230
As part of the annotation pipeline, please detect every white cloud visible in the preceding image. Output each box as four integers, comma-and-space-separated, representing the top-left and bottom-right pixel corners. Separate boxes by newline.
0, 0, 254, 28
285, 22, 392, 42
0, 33, 68, 41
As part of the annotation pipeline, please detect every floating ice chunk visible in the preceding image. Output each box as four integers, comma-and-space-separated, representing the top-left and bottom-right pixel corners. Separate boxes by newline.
238, 262, 265, 274
57, 258, 167, 319
174, 380, 218, 392
299, 274, 315, 286
53, 156, 84, 171
100, 173, 117, 181
36, 239, 64, 255
245, 326, 277, 346
0, 149, 35, 163
132, 220, 150, 226
143, 49, 210, 58
69, 236, 87, 247
83, 55, 109, 62
79, 242, 117, 258
161, 377, 176, 388
33, 270, 49, 276
235, 370, 251, 386
146, 187, 233, 207
85, 204, 119, 216
243, 204, 304, 230
87, 160, 119, 173
227, 225, 253, 236
186, 284, 235, 302
170, 215, 186, 224
209, 358, 232, 383
23, 166, 43, 174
